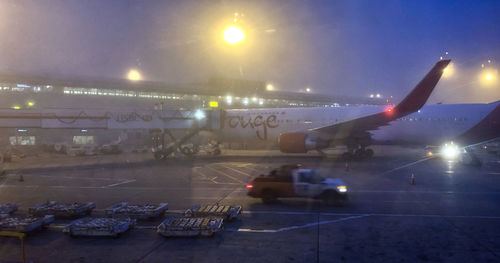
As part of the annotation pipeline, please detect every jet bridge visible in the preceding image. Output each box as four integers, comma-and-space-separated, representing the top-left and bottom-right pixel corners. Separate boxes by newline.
0, 108, 222, 158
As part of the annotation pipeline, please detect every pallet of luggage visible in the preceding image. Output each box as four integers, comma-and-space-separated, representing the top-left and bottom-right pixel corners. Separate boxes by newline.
63, 217, 135, 237
0, 202, 241, 238
29, 201, 96, 218
0, 214, 54, 233
104, 202, 168, 220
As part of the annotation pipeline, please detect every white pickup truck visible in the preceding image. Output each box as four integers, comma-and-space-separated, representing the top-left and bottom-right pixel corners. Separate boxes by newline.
247, 165, 348, 205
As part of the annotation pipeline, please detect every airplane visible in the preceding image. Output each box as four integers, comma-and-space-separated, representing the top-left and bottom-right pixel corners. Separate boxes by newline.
216, 59, 500, 160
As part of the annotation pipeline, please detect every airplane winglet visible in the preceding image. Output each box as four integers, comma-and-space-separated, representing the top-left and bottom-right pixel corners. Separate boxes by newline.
393, 59, 451, 115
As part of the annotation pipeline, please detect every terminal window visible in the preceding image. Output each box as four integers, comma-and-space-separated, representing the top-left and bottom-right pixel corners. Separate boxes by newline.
9, 136, 36, 145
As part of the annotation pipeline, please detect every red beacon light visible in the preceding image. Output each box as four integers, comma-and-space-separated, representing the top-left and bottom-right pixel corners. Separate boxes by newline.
246, 184, 253, 189
385, 107, 394, 114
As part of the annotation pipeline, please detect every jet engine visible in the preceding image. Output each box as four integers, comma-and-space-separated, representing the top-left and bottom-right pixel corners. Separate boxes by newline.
278, 133, 328, 153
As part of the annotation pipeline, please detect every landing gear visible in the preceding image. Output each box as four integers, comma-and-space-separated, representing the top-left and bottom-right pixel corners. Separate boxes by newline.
341, 147, 374, 161
179, 144, 198, 156
153, 151, 165, 160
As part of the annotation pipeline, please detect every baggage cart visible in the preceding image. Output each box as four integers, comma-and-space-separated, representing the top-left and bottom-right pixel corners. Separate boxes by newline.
157, 217, 223, 237
105, 202, 168, 220
0, 214, 54, 233
63, 217, 134, 237
29, 201, 95, 218
185, 204, 242, 221
0, 204, 18, 215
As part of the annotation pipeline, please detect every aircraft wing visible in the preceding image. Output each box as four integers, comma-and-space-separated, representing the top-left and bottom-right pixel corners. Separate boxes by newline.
310, 60, 451, 139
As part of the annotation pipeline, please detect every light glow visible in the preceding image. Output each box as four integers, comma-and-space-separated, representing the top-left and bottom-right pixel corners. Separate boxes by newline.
442, 62, 454, 78
337, 185, 347, 193
223, 26, 245, 45
194, 109, 206, 120
479, 68, 497, 85
127, 69, 142, 81
441, 142, 460, 160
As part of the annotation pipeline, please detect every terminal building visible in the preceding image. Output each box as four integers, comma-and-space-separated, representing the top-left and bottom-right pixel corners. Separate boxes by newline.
0, 74, 384, 110
0, 74, 386, 152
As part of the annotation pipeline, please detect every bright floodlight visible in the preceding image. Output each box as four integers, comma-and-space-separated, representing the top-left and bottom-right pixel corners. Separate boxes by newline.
306, 88, 311, 93
442, 62, 454, 78
479, 69, 497, 85
441, 142, 460, 160
224, 26, 245, 45
127, 69, 142, 81
194, 109, 206, 120
266, 84, 274, 91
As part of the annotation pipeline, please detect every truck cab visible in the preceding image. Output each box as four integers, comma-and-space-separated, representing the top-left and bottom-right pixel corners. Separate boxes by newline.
247, 166, 348, 205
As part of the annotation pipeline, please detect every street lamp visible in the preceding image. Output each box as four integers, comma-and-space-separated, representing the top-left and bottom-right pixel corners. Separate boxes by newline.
127, 69, 142, 81
223, 25, 245, 45
479, 68, 497, 86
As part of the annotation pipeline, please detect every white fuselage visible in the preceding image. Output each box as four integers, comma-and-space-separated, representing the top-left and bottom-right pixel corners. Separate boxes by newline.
219, 103, 499, 146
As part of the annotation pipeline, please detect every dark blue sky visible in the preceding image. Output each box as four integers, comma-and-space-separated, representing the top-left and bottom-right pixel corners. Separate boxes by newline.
0, 0, 498, 103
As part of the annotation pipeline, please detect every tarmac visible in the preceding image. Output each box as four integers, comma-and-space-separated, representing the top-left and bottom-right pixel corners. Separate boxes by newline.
0, 146, 499, 262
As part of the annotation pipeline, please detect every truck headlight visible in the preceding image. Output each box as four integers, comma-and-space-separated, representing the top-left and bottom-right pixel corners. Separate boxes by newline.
337, 185, 347, 193
441, 142, 460, 160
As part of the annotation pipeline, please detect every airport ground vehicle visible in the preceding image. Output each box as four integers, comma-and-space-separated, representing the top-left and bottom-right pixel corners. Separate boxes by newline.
246, 165, 348, 205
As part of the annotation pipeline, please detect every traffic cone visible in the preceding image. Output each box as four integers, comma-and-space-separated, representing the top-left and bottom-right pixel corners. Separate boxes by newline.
410, 174, 415, 185
345, 163, 350, 172
19, 174, 24, 182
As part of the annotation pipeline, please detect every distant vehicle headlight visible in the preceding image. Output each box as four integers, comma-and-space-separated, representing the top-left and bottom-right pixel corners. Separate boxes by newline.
441, 142, 460, 160
337, 185, 347, 193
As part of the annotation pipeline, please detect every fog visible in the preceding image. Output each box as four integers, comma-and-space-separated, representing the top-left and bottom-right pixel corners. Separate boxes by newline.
0, 0, 498, 103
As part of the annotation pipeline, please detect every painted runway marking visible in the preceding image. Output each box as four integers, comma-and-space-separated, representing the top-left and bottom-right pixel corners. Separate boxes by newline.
222, 162, 269, 174
215, 163, 253, 177
40, 175, 119, 181
228, 215, 369, 233
0, 184, 243, 191
104, 179, 136, 188
380, 157, 433, 175
192, 167, 240, 185
240, 210, 500, 219
350, 190, 500, 195
205, 165, 246, 184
